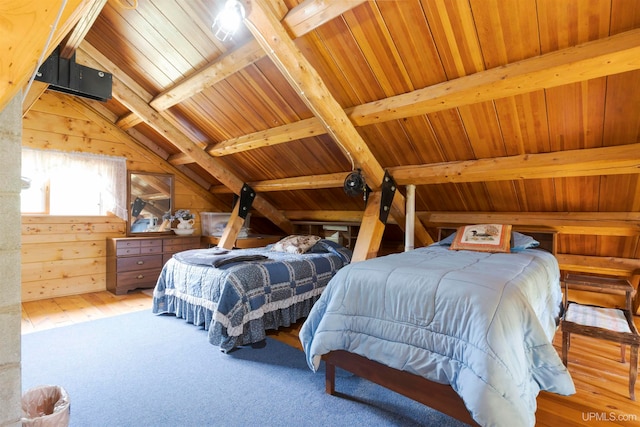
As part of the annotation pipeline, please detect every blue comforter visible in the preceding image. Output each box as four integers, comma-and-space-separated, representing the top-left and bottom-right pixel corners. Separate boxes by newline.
299, 245, 575, 427
153, 240, 351, 352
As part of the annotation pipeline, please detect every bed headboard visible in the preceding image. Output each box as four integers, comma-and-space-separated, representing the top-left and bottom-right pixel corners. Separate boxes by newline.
437, 227, 557, 255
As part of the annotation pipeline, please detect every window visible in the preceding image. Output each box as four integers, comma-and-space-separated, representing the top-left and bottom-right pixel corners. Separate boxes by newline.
21, 148, 127, 218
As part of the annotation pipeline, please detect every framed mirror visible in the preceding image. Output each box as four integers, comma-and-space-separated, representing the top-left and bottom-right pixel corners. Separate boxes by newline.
127, 171, 174, 235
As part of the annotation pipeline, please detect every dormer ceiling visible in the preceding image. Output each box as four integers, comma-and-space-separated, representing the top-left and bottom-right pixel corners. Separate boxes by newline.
21, 0, 640, 237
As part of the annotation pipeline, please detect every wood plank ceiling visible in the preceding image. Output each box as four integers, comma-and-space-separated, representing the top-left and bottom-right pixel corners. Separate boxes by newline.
26, 0, 640, 259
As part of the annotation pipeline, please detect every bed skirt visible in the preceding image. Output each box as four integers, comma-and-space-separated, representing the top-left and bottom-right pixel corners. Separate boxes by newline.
155, 293, 318, 352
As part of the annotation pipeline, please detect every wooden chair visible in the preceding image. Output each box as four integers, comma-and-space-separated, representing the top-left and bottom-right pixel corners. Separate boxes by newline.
561, 272, 640, 400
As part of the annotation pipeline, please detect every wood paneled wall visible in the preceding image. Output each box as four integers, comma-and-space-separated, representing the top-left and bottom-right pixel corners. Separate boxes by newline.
20, 92, 219, 301
21, 215, 124, 301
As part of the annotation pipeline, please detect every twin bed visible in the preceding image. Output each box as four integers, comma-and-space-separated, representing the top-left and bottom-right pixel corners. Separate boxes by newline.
152, 237, 352, 352
152, 227, 575, 426
300, 226, 575, 427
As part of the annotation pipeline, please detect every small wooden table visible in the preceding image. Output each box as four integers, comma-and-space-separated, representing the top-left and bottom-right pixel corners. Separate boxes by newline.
561, 272, 640, 400
562, 273, 635, 309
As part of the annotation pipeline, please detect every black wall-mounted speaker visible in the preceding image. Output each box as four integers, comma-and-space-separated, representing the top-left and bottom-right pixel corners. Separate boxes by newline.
35, 47, 112, 102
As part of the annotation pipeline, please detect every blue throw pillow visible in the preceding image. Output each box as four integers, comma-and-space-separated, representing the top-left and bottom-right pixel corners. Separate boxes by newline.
437, 232, 456, 246
511, 231, 539, 252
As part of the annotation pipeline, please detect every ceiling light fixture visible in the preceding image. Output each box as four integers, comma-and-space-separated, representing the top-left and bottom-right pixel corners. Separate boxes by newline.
212, 0, 246, 42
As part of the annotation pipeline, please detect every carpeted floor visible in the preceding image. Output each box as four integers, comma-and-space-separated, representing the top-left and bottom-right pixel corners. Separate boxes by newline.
21, 310, 467, 426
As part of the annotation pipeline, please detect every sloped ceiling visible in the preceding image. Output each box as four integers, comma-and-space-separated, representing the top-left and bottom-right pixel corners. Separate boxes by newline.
22, 0, 640, 258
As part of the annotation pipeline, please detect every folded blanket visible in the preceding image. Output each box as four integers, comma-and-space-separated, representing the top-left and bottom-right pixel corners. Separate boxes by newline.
173, 248, 268, 267
211, 254, 269, 267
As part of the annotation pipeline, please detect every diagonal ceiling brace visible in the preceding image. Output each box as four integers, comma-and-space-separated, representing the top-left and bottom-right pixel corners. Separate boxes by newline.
219, 183, 256, 249
244, 0, 433, 260
77, 43, 294, 235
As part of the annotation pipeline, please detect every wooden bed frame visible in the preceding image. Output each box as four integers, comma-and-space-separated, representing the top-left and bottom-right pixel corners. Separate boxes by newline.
323, 350, 480, 425
321, 228, 558, 426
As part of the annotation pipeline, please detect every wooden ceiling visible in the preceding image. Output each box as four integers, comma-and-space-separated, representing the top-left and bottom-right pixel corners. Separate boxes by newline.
15, 0, 640, 259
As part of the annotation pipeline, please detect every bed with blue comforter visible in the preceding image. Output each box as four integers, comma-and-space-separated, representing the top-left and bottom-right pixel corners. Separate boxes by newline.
299, 243, 575, 427
153, 239, 351, 352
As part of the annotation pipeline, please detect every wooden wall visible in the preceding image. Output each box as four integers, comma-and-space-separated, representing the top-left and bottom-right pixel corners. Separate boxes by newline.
21, 215, 124, 301
20, 91, 219, 301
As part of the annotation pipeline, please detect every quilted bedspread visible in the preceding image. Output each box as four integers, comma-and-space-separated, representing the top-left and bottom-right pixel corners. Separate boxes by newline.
299, 245, 575, 427
153, 240, 351, 352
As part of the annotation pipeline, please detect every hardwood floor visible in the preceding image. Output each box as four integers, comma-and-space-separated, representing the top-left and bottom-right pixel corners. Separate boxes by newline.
22, 291, 640, 426
21, 291, 153, 334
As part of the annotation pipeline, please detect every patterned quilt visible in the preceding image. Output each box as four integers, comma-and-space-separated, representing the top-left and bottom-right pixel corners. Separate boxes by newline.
153, 240, 351, 352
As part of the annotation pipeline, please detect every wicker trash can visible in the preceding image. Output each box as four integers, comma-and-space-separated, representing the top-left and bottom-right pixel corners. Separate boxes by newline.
21, 385, 70, 427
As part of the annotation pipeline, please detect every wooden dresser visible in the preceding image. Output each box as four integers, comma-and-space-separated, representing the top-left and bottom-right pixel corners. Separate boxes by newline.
106, 235, 200, 295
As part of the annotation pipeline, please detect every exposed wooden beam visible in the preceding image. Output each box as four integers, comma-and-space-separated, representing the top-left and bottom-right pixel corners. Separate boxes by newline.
283, 210, 366, 223
350, 28, 640, 126
244, 0, 432, 257
419, 212, 640, 236
556, 254, 640, 278
244, 0, 379, 178
284, 0, 365, 38
115, 111, 143, 130
149, 0, 365, 112
248, 172, 348, 192
350, 192, 387, 261
149, 41, 265, 112
124, 126, 218, 191
206, 28, 640, 157
217, 202, 246, 249
207, 143, 640, 193
22, 81, 49, 117
279, 209, 640, 240
62, 93, 228, 210
167, 152, 194, 166
391, 143, 640, 185
2, 0, 89, 111
207, 117, 326, 156
78, 43, 294, 235
58, 0, 107, 59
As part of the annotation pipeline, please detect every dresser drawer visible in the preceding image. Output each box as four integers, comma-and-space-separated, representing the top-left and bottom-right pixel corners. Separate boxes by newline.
164, 237, 200, 255
141, 239, 162, 248
117, 247, 139, 256
163, 237, 184, 246
164, 243, 194, 253
116, 268, 161, 288
116, 240, 141, 249
164, 237, 199, 249
116, 254, 163, 273
140, 245, 163, 254
115, 238, 163, 256
116, 239, 140, 256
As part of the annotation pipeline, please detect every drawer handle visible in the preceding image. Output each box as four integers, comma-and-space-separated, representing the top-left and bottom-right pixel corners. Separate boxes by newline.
137, 260, 144, 265
137, 274, 144, 279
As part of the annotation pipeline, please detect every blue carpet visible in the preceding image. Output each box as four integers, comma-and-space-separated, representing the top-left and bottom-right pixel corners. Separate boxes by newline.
21, 310, 467, 426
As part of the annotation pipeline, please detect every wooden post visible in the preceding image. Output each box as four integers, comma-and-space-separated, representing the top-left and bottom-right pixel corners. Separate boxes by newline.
351, 192, 386, 262
243, 0, 431, 249
217, 203, 244, 249
405, 185, 415, 251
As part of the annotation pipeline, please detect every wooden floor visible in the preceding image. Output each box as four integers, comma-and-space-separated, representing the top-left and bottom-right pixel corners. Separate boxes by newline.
22, 291, 640, 426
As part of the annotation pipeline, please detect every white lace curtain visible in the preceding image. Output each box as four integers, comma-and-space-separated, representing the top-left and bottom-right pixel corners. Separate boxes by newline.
21, 148, 127, 219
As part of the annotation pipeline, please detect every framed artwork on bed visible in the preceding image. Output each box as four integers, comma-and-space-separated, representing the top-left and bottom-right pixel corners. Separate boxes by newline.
449, 224, 512, 253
